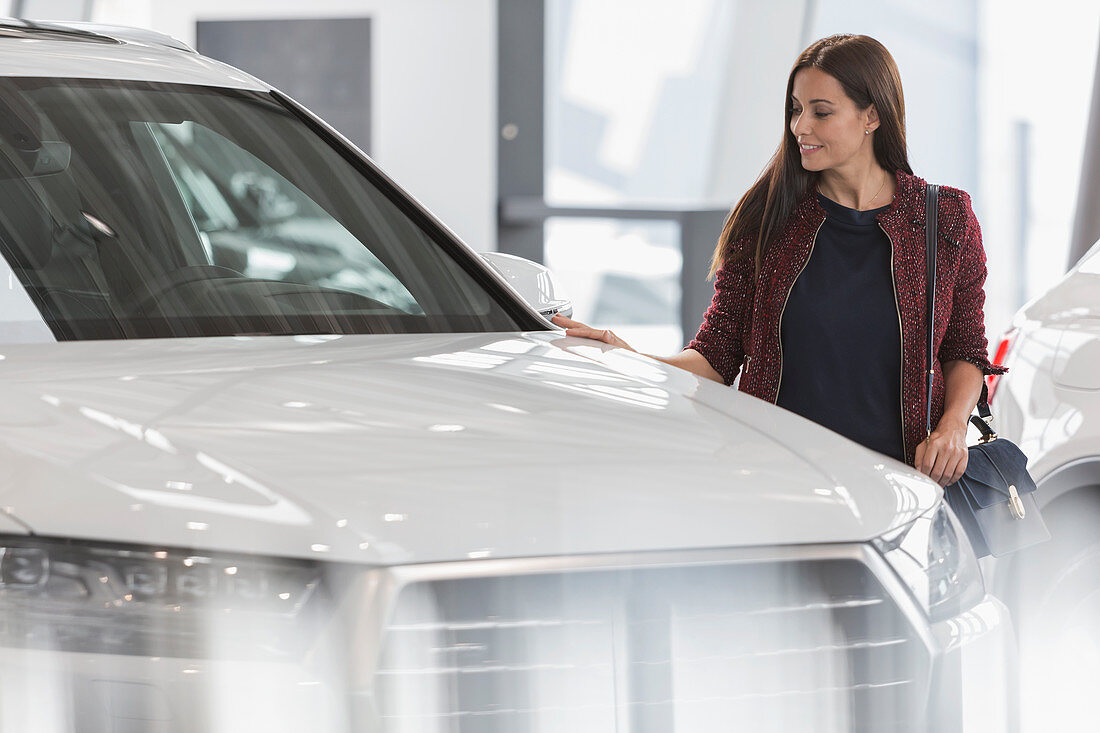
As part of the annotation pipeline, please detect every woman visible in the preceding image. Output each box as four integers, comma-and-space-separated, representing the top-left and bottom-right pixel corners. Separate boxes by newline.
553, 33, 1006, 487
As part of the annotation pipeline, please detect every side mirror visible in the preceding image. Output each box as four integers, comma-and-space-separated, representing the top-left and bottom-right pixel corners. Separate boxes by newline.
480, 252, 572, 320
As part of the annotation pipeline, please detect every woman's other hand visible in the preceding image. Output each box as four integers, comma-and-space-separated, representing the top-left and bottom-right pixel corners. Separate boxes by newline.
914, 420, 969, 487
551, 314, 636, 352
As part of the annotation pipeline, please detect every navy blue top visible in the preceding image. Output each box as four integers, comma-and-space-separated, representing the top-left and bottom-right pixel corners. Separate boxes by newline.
776, 193, 905, 462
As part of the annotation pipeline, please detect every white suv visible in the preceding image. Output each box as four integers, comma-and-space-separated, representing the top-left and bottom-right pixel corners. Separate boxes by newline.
986, 236, 1100, 730
0, 20, 1010, 732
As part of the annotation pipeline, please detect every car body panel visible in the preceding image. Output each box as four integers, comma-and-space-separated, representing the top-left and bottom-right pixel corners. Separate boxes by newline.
0, 35, 267, 90
0, 332, 937, 563
44, 21, 196, 53
996, 239, 1100, 489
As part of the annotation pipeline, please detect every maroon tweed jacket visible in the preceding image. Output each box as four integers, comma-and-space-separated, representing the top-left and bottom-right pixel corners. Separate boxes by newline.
687, 169, 1007, 467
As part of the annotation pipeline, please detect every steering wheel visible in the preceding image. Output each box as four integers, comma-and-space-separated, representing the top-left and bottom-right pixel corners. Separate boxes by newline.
125, 264, 245, 316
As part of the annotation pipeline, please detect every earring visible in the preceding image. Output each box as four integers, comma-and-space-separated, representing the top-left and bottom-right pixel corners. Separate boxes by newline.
865, 129, 871, 135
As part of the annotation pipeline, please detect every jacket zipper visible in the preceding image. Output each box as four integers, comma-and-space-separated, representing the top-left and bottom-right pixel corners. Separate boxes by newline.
774, 219, 826, 403
879, 222, 909, 462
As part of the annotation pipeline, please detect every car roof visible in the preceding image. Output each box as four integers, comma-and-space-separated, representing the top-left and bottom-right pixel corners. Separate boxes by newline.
0, 19, 268, 90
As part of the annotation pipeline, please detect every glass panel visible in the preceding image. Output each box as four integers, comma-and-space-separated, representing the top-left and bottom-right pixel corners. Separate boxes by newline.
144, 120, 421, 313
0, 78, 526, 342
544, 218, 682, 354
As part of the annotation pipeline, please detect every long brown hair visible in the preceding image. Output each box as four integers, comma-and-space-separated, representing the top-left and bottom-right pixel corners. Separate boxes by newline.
709, 34, 912, 278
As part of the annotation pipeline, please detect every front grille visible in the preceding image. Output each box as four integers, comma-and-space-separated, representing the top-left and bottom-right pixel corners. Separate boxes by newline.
375, 556, 930, 732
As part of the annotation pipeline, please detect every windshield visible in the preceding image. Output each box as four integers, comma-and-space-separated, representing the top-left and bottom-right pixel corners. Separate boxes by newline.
0, 78, 534, 341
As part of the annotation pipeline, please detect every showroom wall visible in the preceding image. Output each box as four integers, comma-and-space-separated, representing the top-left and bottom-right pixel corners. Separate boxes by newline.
91, 0, 499, 253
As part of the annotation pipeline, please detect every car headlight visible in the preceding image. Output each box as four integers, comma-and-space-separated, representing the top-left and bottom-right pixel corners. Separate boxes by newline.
0, 537, 332, 659
872, 500, 984, 623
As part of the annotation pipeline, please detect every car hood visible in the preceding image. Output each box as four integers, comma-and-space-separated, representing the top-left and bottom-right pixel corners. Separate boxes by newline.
0, 333, 938, 564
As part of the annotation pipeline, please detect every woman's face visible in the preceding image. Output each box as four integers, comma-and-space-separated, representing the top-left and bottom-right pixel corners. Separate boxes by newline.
789, 66, 878, 173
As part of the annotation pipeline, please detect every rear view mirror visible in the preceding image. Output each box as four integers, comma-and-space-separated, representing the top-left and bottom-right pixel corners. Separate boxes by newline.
0, 138, 72, 179
0, 92, 71, 179
13, 140, 71, 177
480, 252, 572, 320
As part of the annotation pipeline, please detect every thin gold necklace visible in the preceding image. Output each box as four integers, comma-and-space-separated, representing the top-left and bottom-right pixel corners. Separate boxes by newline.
866, 171, 888, 208
821, 171, 889, 210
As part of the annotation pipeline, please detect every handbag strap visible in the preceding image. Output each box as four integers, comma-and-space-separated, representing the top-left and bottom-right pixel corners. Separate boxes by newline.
924, 182, 998, 443
924, 184, 938, 438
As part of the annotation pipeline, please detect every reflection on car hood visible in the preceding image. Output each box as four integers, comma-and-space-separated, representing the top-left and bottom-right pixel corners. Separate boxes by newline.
0, 333, 938, 563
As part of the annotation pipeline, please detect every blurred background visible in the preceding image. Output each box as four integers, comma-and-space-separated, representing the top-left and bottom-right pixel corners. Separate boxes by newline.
5, 0, 1098, 355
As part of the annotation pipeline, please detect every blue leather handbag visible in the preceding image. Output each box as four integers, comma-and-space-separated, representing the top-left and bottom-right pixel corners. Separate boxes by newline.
942, 410, 1049, 558
924, 184, 1050, 558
